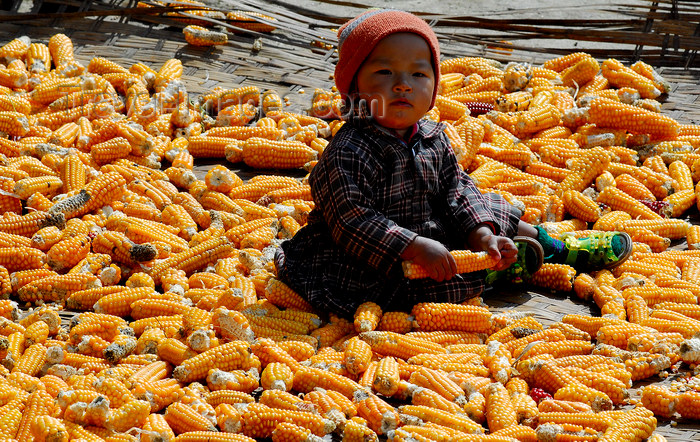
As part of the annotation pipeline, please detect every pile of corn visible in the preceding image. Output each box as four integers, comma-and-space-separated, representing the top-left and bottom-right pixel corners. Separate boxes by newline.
1, 30, 700, 442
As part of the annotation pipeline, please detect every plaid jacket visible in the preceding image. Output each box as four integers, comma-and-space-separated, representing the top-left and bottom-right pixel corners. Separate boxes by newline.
277, 118, 520, 318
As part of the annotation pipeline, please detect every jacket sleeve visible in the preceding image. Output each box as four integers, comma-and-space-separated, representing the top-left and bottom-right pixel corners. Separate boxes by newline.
309, 135, 417, 275
437, 131, 501, 238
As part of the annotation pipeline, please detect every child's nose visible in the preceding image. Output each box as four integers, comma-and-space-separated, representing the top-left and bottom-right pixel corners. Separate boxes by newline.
393, 75, 412, 92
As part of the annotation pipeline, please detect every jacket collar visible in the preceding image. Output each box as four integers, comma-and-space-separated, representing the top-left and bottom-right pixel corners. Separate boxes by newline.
352, 117, 444, 144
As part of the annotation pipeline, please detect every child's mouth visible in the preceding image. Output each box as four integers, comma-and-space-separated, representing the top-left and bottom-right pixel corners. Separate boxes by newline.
391, 98, 412, 107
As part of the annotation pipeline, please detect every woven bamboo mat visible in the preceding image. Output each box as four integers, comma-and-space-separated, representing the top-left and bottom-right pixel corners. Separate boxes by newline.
0, 2, 339, 112
2, 0, 700, 438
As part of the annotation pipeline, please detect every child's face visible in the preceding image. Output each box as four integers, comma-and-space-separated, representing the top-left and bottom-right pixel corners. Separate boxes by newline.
354, 33, 435, 137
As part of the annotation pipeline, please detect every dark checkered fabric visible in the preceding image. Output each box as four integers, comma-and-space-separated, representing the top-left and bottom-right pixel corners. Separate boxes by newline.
276, 118, 521, 318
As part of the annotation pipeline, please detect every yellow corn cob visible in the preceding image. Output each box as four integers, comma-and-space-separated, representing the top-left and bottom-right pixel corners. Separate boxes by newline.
0, 36, 31, 65
47, 233, 91, 272
486, 315, 543, 344
12, 176, 62, 200
337, 337, 371, 377
150, 236, 234, 283
260, 362, 295, 392
127, 178, 172, 209
410, 387, 464, 418
236, 402, 334, 438
215, 103, 258, 127
434, 95, 469, 120
615, 174, 656, 202
599, 406, 656, 441
529, 264, 576, 292
411, 302, 492, 333
90, 136, 131, 164
627, 61, 669, 96
264, 278, 313, 312
596, 321, 653, 348
686, 225, 700, 252
151, 57, 183, 92
242, 138, 318, 169
354, 393, 400, 436
30, 415, 69, 442
541, 52, 591, 72
366, 356, 398, 397
341, 419, 378, 442
560, 56, 599, 87
440, 56, 503, 78
172, 340, 253, 383
403, 250, 498, 279
271, 421, 326, 442
119, 201, 161, 223
596, 186, 661, 220
351, 301, 382, 333
154, 337, 194, 367
525, 160, 569, 183
536, 411, 614, 434
292, 364, 366, 400
625, 294, 650, 325
510, 104, 562, 138
18, 272, 100, 303
561, 190, 601, 222
0, 94, 31, 116
438, 72, 466, 95
245, 313, 311, 336
601, 58, 661, 99
666, 188, 695, 217
92, 230, 157, 265
202, 85, 260, 113
0, 57, 29, 88
58, 154, 87, 194
164, 401, 218, 434
676, 390, 700, 420
398, 404, 484, 434
30, 225, 63, 252
409, 366, 467, 405
615, 218, 689, 240
359, 330, 446, 361
562, 366, 628, 405
129, 298, 191, 321
89, 286, 157, 317
375, 311, 413, 334
37, 102, 113, 130
183, 25, 228, 46
171, 433, 255, 442
15, 389, 55, 441
258, 388, 312, 413
482, 382, 518, 433
655, 307, 700, 330
103, 399, 151, 433
587, 97, 678, 140
667, 160, 693, 192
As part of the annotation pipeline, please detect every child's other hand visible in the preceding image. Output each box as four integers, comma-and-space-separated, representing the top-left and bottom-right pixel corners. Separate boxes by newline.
486, 236, 518, 271
468, 225, 518, 271
401, 236, 457, 282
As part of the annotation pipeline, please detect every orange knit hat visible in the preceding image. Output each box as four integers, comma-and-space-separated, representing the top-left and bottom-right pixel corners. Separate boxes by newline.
335, 9, 441, 107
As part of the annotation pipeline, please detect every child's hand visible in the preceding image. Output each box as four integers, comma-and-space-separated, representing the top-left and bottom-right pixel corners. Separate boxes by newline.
401, 236, 457, 282
485, 235, 518, 270
468, 225, 518, 271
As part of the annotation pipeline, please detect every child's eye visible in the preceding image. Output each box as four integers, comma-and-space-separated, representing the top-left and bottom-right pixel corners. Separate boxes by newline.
376, 69, 392, 75
414, 72, 426, 77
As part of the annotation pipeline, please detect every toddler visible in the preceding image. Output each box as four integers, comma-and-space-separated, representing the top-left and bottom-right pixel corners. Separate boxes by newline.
275, 9, 631, 318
